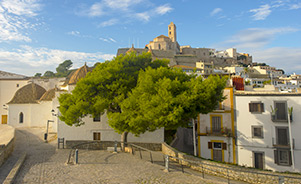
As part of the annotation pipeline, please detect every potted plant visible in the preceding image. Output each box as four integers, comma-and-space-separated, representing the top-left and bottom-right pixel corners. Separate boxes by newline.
270, 105, 277, 121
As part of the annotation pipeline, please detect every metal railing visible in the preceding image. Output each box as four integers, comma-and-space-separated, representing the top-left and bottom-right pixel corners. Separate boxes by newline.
272, 137, 295, 149
205, 127, 233, 137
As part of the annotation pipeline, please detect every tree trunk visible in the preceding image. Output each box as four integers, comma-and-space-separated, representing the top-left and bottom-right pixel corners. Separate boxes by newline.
121, 131, 128, 151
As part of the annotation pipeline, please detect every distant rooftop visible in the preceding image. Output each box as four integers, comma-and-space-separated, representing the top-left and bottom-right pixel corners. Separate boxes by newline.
0, 70, 28, 80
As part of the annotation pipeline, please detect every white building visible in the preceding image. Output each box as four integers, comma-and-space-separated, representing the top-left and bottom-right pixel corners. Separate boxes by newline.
235, 91, 301, 172
0, 70, 29, 124
198, 87, 236, 164
7, 83, 58, 132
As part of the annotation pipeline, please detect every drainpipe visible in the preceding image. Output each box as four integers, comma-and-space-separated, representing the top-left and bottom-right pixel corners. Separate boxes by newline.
287, 108, 295, 171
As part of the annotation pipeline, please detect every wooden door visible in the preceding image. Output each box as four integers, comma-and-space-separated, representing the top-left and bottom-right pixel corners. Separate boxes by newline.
254, 152, 264, 169
1, 115, 7, 124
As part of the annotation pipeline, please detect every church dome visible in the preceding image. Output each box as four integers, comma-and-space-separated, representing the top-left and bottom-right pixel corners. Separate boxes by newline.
67, 63, 89, 85
8, 83, 46, 104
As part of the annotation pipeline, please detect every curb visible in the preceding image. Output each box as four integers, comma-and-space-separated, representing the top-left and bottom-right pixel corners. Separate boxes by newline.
3, 152, 26, 184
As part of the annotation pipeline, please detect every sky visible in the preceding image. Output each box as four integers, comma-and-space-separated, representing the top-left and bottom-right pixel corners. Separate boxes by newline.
0, 0, 300, 76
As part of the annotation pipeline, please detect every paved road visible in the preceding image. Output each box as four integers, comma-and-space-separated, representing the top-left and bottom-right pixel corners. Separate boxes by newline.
1, 128, 247, 184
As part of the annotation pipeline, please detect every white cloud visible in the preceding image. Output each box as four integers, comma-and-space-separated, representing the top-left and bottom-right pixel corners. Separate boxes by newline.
0, 46, 115, 76
1, 0, 41, 17
77, 1, 172, 24
88, 2, 104, 17
109, 37, 116, 43
99, 19, 118, 27
250, 4, 271, 20
67, 31, 80, 36
155, 4, 173, 15
99, 37, 117, 43
0, 0, 41, 42
103, 0, 142, 10
218, 27, 298, 49
252, 47, 301, 74
210, 8, 222, 16
135, 12, 150, 22
289, 3, 301, 10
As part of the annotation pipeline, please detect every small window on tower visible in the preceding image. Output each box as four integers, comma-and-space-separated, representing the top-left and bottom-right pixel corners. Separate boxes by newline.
16, 84, 19, 87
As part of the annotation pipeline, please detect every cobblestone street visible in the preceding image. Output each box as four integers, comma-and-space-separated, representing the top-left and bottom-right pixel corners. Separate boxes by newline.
1, 128, 243, 184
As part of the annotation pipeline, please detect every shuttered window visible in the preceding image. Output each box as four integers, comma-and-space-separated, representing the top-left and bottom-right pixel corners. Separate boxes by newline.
274, 149, 291, 166
276, 127, 289, 146
275, 102, 287, 121
212, 116, 221, 133
93, 132, 101, 140
249, 102, 264, 113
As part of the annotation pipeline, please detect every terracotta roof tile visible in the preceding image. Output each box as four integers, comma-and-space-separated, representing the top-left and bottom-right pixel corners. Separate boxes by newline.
8, 83, 46, 104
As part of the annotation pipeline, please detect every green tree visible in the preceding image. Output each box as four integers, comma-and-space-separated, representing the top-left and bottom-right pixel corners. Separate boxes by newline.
112, 67, 226, 136
58, 52, 169, 148
56, 60, 73, 77
44, 71, 55, 77
34, 73, 42, 77
58, 52, 226, 149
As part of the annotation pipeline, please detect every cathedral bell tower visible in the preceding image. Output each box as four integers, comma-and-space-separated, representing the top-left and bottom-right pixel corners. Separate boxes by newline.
168, 22, 177, 42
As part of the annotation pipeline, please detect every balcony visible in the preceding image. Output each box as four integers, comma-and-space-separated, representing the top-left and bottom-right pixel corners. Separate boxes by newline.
272, 137, 295, 149
271, 113, 293, 122
206, 127, 233, 137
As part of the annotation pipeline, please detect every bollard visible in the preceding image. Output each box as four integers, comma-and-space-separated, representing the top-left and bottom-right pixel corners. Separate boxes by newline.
114, 140, 117, 153
75, 149, 78, 164
164, 155, 169, 172
44, 133, 48, 142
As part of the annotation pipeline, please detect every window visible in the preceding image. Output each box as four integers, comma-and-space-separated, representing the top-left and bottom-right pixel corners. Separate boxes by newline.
249, 102, 264, 113
211, 116, 222, 133
276, 127, 289, 146
252, 126, 263, 138
16, 84, 19, 87
274, 149, 291, 166
93, 132, 101, 140
274, 101, 287, 121
93, 114, 101, 122
213, 142, 222, 149
19, 112, 24, 123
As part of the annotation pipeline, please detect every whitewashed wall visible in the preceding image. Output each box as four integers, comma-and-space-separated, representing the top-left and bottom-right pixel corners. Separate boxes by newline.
236, 95, 301, 172
57, 112, 164, 143
0, 80, 28, 123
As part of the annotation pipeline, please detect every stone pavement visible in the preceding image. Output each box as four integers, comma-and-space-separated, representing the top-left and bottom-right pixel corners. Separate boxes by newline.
0, 127, 245, 184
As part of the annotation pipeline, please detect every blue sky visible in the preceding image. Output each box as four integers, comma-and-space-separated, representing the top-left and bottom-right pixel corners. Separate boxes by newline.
0, 0, 300, 76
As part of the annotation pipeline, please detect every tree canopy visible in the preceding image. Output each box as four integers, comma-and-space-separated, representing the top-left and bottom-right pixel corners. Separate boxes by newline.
59, 52, 226, 141
56, 60, 73, 77
58, 52, 169, 126
44, 71, 55, 77
109, 67, 227, 135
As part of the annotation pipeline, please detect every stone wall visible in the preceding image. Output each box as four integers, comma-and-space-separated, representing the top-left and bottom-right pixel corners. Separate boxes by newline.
0, 137, 15, 167
162, 143, 301, 184
66, 140, 162, 151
